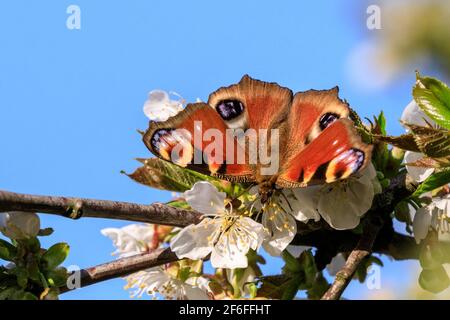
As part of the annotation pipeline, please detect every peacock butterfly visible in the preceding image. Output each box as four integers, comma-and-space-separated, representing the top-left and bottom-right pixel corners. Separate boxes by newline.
143, 75, 373, 202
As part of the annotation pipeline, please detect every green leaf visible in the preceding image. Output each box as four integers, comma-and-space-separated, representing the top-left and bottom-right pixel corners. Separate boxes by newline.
375, 134, 421, 152
257, 275, 300, 300
124, 158, 215, 192
12, 290, 38, 300
394, 201, 412, 223
38, 228, 54, 237
420, 246, 442, 270
41, 243, 70, 270
297, 250, 317, 288
46, 267, 68, 287
354, 256, 383, 283
306, 272, 330, 300
281, 277, 302, 300
24, 237, 41, 253
413, 168, 450, 196
166, 199, 190, 209
419, 266, 450, 293
27, 260, 41, 282
372, 112, 391, 172
0, 286, 38, 300
11, 267, 29, 289
281, 250, 301, 273
246, 282, 258, 299
0, 239, 16, 261
0, 287, 17, 300
377, 111, 387, 135
406, 124, 450, 158
385, 147, 405, 178
413, 74, 450, 130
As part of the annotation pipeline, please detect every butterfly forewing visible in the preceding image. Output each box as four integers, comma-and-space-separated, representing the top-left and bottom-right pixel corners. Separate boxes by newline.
143, 102, 255, 182
208, 75, 293, 131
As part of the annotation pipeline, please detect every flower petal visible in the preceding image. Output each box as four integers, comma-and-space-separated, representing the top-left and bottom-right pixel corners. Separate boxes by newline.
285, 245, 310, 258
183, 182, 226, 215
237, 217, 266, 251
211, 246, 249, 269
210, 217, 265, 269
143, 90, 183, 122
101, 223, 154, 257
318, 177, 374, 230
400, 100, 434, 128
281, 187, 321, 222
413, 206, 433, 243
404, 151, 434, 183
170, 218, 219, 260
262, 209, 297, 256
434, 195, 450, 217
182, 283, 211, 300
0, 211, 40, 240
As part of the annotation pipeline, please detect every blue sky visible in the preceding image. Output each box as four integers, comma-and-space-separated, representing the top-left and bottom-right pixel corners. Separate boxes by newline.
0, 0, 435, 299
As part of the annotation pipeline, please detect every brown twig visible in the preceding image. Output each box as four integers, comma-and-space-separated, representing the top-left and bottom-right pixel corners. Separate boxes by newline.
0, 190, 202, 227
60, 248, 179, 294
321, 215, 383, 300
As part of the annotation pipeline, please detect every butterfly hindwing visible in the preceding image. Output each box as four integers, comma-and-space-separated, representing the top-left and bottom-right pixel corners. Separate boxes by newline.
281, 87, 351, 160
277, 118, 373, 187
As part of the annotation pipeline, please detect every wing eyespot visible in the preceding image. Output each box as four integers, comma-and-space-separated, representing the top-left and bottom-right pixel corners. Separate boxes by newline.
215, 99, 245, 121
319, 112, 340, 131
325, 148, 365, 183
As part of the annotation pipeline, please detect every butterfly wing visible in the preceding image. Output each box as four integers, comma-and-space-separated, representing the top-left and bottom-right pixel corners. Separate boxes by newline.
143, 102, 255, 182
143, 78, 372, 186
208, 75, 293, 131
208, 75, 293, 181
277, 88, 372, 187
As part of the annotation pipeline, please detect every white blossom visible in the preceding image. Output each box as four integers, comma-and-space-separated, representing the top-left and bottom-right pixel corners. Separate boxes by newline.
170, 182, 266, 269
0, 211, 40, 240
401, 100, 436, 182
400, 100, 434, 129
404, 151, 435, 183
412, 194, 450, 243
243, 164, 379, 256
316, 163, 379, 230
102, 223, 210, 300
101, 223, 155, 257
246, 187, 317, 257
124, 267, 211, 300
288, 163, 379, 230
143, 90, 184, 121
261, 205, 297, 256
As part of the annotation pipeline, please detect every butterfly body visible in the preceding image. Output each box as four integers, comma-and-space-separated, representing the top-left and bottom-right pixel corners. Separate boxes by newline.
143, 75, 372, 202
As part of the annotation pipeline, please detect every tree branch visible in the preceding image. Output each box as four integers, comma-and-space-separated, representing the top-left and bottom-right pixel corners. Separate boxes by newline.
1, 171, 443, 299
321, 215, 383, 300
60, 248, 179, 294
0, 190, 202, 227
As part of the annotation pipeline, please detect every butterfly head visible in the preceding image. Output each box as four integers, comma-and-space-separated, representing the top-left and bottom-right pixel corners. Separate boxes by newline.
258, 181, 276, 204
